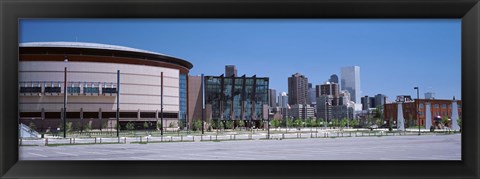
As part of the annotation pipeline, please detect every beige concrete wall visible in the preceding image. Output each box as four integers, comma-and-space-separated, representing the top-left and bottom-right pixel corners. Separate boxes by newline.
19, 61, 180, 113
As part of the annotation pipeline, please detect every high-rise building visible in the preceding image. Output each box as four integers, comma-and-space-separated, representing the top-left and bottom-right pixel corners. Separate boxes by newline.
225, 65, 237, 77
425, 92, 435, 99
341, 66, 361, 103
307, 83, 316, 106
278, 92, 289, 119
278, 92, 288, 108
318, 82, 340, 97
361, 96, 376, 110
375, 94, 387, 108
268, 89, 277, 108
316, 95, 333, 121
288, 73, 309, 105
289, 104, 315, 119
316, 82, 341, 105
329, 74, 339, 84
361, 94, 387, 110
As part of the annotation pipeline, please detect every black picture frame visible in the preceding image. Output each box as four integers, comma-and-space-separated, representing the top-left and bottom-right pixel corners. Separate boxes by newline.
1, 0, 479, 178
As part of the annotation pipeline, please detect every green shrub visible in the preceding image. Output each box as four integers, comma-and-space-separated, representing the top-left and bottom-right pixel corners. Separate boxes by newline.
271, 119, 281, 128
193, 120, 202, 131
126, 122, 135, 131
66, 122, 73, 133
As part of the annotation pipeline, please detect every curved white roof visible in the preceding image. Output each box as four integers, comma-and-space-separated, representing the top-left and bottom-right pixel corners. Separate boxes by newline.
20, 41, 169, 57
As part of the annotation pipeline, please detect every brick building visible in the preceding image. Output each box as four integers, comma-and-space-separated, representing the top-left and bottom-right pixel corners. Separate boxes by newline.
384, 98, 462, 127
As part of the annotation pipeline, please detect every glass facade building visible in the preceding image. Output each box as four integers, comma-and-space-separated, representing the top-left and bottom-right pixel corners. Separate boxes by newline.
204, 75, 269, 121
179, 74, 187, 123
340, 66, 361, 103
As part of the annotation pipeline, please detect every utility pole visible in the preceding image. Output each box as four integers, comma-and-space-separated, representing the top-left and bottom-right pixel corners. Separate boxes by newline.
161, 72, 164, 136
63, 67, 67, 138
116, 70, 120, 137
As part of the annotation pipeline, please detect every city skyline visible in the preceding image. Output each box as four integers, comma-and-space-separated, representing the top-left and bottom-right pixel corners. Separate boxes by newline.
20, 19, 461, 101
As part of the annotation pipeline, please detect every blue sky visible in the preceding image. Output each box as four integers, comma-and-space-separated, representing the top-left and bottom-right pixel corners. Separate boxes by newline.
20, 19, 461, 101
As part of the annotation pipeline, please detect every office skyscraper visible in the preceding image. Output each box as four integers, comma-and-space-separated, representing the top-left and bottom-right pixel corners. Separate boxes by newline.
288, 73, 309, 105
269, 89, 277, 107
308, 83, 316, 106
225, 65, 237, 77
425, 92, 435, 99
329, 74, 339, 84
340, 66, 361, 103
278, 92, 288, 108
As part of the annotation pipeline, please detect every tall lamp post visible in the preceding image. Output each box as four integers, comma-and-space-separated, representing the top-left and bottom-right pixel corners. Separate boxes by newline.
63, 58, 68, 138
414, 87, 420, 135
161, 72, 164, 136
116, 70, 120, 137
324, 101, 329, 130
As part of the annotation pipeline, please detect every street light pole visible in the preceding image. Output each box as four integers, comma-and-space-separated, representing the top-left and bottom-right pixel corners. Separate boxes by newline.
116, 70, 120, 137
414, 87, 420, 135
161, 72, 164, 136
201, 74, 205, 134
324, 101, 328, 130
63, 66, 67, 138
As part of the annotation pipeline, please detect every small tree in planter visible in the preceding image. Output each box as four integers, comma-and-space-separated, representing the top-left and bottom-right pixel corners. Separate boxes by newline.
217, 120, 224, 130
350, 119, 359, 129
238, 120, 245, 129
442, 116, 450, 128
84, 122, 92, 132
339, 118, 348, 131
177, 120, 185, 130
66, 122, 73, 133
317, 118, 324, 128
126, 122, 135, 131
225, 120, 233, 130
193, 120, 202, 131
286, 118, 294, 128
293, 118, 302, 129
76, 121, 83, 132
271, 119, 281, 128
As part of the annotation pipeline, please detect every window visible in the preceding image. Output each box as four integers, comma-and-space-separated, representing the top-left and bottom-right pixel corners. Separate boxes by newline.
434, 104, 439, 108
419, 103, 424, 108
66, 112, 80, 118
102, 87, 117, 93
19, 112, 41, 118
83, 112, 99, 119
67, 87, 80, 94
442, 104, 447, 108
45, 87, 61, 93
84, 87, 99, 94
120, 112, 138, 118
458, 104, 461, 108
101, 112, 117, 118
83, 82, 99, 94
140, 112, 156, 118
158, 112, 178, 118
20, 87, 42, 93
45, 112, 61, 119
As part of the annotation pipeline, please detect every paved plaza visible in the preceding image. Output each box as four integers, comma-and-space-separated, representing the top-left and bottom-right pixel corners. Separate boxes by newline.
19, 133, 461, 160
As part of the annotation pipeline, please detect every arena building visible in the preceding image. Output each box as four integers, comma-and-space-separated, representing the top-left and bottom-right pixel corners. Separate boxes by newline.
19, 42, 192, 132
